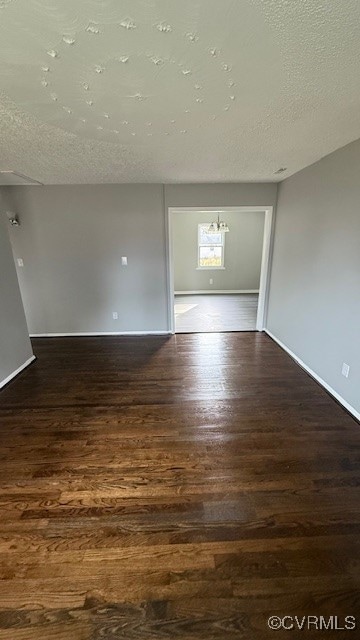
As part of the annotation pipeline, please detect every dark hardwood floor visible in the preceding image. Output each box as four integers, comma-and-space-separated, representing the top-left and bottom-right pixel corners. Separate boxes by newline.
0, 333, 359, 639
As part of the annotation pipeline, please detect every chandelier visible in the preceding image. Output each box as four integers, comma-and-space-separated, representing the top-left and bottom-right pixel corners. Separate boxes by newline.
207, 213, 230, 234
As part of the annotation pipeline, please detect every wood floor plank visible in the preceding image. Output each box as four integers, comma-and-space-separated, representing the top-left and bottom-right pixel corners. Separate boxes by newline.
174, 294, 258, 332
0, 333, 359, 638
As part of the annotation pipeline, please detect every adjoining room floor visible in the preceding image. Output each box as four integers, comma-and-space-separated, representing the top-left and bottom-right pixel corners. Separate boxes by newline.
175, 293, 258, 333
0, 333, 359, 638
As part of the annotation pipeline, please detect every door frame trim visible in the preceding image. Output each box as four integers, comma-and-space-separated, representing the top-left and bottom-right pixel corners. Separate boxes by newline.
166, 206, 274, 333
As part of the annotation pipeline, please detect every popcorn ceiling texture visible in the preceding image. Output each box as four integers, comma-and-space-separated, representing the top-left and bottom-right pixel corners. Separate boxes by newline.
0, 0, 360, 184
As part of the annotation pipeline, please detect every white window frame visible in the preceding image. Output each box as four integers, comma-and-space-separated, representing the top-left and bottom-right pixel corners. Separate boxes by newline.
197, 223, 226, 270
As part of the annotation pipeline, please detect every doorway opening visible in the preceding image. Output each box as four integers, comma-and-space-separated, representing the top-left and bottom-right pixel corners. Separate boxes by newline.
167, 207, 273, 334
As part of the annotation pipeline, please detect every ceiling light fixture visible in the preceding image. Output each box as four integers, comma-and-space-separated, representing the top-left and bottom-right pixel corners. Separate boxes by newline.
7, 212, 20, 226
208, 213, 229, 234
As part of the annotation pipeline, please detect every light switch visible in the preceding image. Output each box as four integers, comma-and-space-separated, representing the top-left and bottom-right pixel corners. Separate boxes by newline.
341, 362, 350, 378
17, 258, 24, 267
121, 256, 128, 266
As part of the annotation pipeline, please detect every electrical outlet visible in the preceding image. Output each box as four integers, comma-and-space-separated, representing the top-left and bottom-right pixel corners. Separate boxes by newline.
341, 362, 350, 378
121, 256, 128, 266
17, 258, 24, 267
112, 312, 118, 320
209, 278, 213, 285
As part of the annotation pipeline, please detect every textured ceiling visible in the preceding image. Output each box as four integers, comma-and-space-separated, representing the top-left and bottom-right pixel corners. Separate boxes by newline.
1, 0, 360, 184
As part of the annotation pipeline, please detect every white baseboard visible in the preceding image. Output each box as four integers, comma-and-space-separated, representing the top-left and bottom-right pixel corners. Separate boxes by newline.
0, 355, 36, 390
175, 289, 259, 295
265, 330, 360, 423
29, 331, 172, 337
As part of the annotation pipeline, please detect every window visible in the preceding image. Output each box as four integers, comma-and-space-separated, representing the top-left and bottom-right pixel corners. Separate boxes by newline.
198, 223, 225, 269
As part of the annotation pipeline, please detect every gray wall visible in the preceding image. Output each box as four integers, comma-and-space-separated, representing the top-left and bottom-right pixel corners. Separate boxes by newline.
0, 211, 33, 386
165, 183, 277, 210
267, 138, 360, 416
4, 185, 168, 334
173, 210, 264, 291
5, 183, 277, 335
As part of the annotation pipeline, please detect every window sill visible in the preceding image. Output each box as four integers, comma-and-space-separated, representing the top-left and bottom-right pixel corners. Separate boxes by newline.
196, 267, 226, 270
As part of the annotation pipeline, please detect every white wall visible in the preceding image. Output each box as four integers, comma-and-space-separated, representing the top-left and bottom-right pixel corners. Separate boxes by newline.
173, 210, 264, 292
6, 183, 277, 335
0, 210, 33, 387
267, 138, 360, 418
